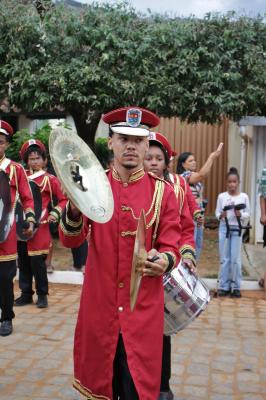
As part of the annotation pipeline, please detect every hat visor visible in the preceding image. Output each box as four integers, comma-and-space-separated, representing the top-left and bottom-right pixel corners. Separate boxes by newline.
110, 126, 149, 137
0, 128, 8, 136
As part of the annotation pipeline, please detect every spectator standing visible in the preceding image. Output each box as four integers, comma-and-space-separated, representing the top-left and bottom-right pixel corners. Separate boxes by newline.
258, 166, 266, 288
215, 167, 250, 298
177, 143, 223, 261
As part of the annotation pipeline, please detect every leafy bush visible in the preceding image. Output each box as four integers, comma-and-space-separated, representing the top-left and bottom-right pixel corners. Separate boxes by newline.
94, 137, 113, 169
6, 123, 52, 162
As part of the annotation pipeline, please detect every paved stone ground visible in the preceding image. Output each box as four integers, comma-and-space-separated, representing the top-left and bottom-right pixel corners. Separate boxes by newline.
0, 283, 266, 400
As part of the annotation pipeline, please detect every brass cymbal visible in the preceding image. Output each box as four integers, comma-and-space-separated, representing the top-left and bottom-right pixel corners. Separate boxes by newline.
49, 127, 114, 223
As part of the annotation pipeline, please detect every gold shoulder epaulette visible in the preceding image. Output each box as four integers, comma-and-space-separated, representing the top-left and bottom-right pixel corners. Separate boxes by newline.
147, 171, 171, 186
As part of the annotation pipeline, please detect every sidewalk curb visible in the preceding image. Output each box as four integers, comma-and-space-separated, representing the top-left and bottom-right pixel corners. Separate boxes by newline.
16, 271, 262, 290
203, 278, 261, 290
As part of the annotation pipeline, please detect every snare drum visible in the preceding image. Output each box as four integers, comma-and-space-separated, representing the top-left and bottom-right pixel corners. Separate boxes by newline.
163, 263, 210, 335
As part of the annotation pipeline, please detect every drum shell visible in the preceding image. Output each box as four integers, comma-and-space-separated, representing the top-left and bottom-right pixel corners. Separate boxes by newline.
163, 263, 210, 335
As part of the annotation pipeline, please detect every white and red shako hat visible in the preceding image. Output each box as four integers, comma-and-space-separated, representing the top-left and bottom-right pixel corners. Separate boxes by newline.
148, 131, 174, 158
103, 106, 160, 137
20, 139, 46, 160
0, 120, 13, 137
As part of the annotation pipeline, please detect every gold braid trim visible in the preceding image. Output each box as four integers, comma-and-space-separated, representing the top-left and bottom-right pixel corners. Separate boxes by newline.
0, 254, 17, 262
193, 209, 202, 220
54, 205, 62, 213
9, 164, 15, 182
120, 180, 165, 240
180, 244, 195, 252
60, 221, 82, 237
73, 379, 110, 400
9, 165, 17, 213
65, 202, 83, 227
180, 244, 196, 265
181, 252, 196, 263
151, 180, 164, 246
28, 249, 49, 256
173, 175, 185, 212
112, 168, 145, 183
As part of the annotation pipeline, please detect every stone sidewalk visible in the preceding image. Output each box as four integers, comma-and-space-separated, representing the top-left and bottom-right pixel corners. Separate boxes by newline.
0, 284, 266, 400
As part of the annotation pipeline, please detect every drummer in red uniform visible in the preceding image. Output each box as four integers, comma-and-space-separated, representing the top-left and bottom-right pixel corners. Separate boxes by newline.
0, 121, 35, 336
59, 107, 181, 400
14, 139, 66, 309
144, 131, 199, 400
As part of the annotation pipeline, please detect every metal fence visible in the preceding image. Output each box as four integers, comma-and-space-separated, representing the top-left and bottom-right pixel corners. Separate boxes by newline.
154, 118, 229, 215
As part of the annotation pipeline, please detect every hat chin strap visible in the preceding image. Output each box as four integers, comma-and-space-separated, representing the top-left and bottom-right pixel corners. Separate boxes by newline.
110, 126, 149, 137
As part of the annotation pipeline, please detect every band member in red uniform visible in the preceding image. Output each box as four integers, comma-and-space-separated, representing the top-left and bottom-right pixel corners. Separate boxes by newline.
15, 139, 66, 309
144, 132, 198, 400
59, 107, 181, 400
0, 121, 35, 336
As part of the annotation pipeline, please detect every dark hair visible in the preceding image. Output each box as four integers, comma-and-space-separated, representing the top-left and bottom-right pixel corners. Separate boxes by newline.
24, 145, 46, 163
227, 167, 239, 180
176, 152, 193, 174
149, 140, 170, 167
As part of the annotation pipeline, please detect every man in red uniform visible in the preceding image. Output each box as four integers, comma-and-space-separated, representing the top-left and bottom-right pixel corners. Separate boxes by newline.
0, 121, 35, 336
15, 139, 66, 308
59, 107, 181, 400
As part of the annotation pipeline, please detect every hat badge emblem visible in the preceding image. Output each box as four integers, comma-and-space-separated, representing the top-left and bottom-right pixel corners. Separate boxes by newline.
126, 108, 142, 127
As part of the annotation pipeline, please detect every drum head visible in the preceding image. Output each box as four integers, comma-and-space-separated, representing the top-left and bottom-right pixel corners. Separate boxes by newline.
0, 171, 12, 243
16, 180, 42, 241
49, 127, 114, 223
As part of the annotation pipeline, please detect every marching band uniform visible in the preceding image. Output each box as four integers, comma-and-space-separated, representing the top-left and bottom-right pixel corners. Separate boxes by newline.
146, 132, 197, 399
59, 107, 181, 400
170, 172, 202, 224
15, 140, 66, 308
0, 121, 35, 336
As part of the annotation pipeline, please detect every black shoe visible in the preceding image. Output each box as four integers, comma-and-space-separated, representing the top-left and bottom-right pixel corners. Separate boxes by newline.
230, 289, 242, 298
0, 320, 13, 336
36, 295, 48, 308
14, 295, 33, 306
218, 289, 230, 297
158, 390, 174, 400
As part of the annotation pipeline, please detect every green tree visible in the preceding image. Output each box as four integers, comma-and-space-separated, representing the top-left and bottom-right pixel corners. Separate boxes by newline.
0, 1, 265, 145
6, 123, 52, 161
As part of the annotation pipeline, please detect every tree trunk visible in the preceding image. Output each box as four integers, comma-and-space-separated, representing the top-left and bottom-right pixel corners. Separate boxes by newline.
70, 109, 102, 151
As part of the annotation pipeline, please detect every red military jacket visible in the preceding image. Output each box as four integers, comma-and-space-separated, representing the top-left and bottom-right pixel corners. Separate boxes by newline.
25, 170, 67, 256
170, 173, 201, 219
59, 169, 181, 400
0, 156, 35, 262
170, 173, 200, 264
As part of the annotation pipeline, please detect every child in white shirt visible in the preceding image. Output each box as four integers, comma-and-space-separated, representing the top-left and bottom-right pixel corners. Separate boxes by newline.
215, 167, 250, 297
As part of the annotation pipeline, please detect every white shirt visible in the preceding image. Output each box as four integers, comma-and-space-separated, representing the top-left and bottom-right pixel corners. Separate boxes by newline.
215, 192, 250, 226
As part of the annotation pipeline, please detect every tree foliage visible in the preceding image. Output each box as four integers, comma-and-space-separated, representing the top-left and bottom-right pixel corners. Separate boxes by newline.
0, 0, 265, 145
5, 123, 52, 162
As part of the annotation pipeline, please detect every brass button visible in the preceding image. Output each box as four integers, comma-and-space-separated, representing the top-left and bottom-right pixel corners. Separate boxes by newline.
121, 205, 127, 211
121, 232, 126, 237
118, 282, 124, 289
123, 182, 128, 187
118, 306, 123, 312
